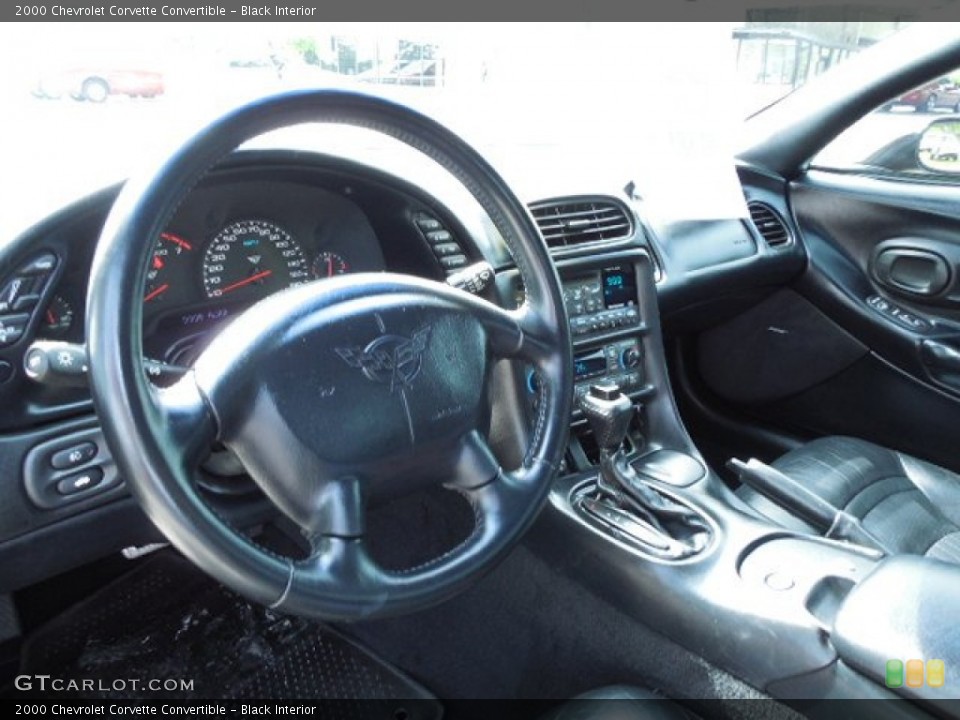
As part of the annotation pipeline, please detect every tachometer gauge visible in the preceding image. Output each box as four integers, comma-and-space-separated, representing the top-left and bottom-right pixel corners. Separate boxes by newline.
145, 232, 194, 303
203, 219, 309, 300
313, 251, 349, 279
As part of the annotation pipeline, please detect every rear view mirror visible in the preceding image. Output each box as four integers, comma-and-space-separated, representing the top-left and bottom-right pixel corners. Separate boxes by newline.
918, 118, 960, 173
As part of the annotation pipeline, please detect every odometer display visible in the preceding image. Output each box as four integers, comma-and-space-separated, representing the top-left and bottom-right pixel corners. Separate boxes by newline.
202, 220, 309, 300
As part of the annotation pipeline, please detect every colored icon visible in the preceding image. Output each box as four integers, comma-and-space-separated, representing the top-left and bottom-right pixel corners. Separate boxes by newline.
928, 660, 946, 688
907, 659, 925, 688
886, 659, 904, 688
887, 659, 947, 688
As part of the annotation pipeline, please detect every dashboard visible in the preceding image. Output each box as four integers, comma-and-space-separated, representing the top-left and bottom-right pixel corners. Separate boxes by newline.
1, 155, 482, 420
0, 147, 807, 591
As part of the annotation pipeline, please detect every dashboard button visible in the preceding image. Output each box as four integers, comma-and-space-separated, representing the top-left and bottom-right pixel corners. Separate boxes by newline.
51, 442, 98, 470
0, 276, 39, 313
0, 314, 29, 347
416, 216, 442, 232
56, 467, 104, 496
440, 255, 468, 270
432, 242, 463, 257
19, 253, 57, 275
426, 230, 452, 244
13, 294, 41, 312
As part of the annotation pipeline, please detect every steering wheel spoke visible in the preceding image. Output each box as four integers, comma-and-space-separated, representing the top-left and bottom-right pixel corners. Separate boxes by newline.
295, 475, 366, 539
153, 372, 217, 470
483, 303, 561, 366
445, 430, 503, 491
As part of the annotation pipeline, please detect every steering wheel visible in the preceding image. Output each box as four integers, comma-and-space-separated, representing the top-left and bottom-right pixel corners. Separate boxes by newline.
85, 90, 573, 620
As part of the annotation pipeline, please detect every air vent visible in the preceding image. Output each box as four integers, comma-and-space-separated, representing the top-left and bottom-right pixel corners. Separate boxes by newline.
748, 202, 791, 248
529, 197, 633, 250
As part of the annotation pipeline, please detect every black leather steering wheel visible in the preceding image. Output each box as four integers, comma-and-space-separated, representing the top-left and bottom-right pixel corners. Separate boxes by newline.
86, 90, 572, 620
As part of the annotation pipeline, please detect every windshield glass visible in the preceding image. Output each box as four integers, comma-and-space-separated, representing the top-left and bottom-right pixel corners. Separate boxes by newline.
1, 20, 908, 233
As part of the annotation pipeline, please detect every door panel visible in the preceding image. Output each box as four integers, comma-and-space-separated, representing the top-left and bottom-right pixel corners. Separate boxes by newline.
693, 169, 960, 473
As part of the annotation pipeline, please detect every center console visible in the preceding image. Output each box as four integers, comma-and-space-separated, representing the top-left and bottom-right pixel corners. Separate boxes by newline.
504, 244, 959, 715
512, 258, 649, 414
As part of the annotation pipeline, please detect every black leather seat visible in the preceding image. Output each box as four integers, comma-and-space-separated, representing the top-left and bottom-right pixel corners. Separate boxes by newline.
546, 686, 698, 720
738, 436, 960, 563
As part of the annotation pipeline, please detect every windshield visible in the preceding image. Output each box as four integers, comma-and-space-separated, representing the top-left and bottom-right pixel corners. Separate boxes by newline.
1, 20, 908, 234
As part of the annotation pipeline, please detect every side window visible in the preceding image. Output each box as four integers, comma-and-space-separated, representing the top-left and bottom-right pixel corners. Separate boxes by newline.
812, 70, 960, 182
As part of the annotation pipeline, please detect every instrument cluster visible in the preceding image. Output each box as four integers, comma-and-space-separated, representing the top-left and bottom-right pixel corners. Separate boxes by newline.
135, 178, 386, 367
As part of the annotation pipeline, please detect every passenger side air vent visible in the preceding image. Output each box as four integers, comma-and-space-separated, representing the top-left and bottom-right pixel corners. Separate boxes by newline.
529, 197, 633, 250
747, 202, 791, 248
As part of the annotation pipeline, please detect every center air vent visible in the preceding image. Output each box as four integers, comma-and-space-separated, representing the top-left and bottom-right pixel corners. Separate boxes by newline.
529, 197, 633, 250
748, 202, 791, 248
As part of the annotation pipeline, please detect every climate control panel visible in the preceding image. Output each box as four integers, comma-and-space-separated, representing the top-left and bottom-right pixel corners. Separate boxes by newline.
572, 340, 645, 399
527, 339, 645, 405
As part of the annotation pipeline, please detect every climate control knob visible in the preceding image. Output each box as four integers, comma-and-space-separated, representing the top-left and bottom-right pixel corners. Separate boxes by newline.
621, 346, 642, 370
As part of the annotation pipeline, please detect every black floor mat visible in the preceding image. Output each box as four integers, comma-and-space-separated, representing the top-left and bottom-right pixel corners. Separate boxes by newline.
18, 550, 440, 714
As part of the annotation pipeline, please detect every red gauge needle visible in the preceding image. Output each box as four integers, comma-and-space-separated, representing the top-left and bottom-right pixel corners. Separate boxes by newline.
219, 270, 272, 295
160, 232, 193, 251
144, 283, 170, 302
46, 310, 56, 324
152, 256, 165, 270
327, 257, 333, 277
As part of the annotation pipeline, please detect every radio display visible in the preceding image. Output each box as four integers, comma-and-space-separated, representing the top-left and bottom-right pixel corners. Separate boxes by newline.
574, 353, 607, 380
601, 265, 637, 309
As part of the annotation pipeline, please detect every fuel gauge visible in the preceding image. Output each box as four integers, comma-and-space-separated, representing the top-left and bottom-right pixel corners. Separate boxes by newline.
42, 295, 74, 335
313, 251, 349, 279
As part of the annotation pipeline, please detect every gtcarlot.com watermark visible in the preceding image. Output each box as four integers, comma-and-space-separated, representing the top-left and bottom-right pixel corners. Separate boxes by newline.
14, 675, 195, 694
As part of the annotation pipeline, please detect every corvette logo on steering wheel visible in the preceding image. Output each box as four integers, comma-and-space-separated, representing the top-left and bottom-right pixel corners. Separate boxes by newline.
335, 326, 432, 392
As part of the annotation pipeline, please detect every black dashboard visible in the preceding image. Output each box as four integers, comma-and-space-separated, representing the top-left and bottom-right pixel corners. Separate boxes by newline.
0, 148, 808, 592
0, 154, 484, 432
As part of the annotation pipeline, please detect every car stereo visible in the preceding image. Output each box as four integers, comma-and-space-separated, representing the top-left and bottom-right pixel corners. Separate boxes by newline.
562, 263, 641, 337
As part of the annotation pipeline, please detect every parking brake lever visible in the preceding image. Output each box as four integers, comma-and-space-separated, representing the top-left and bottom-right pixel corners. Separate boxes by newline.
728, 457, 889, 554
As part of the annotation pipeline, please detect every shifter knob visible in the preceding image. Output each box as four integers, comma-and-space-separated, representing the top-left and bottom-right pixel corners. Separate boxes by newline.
578, 383, 634, 453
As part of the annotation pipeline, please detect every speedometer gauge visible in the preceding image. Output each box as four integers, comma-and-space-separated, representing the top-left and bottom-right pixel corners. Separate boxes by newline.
202, 220, 309, 300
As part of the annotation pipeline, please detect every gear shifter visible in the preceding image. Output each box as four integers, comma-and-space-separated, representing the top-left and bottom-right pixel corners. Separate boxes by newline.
577, 384, 710, 559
